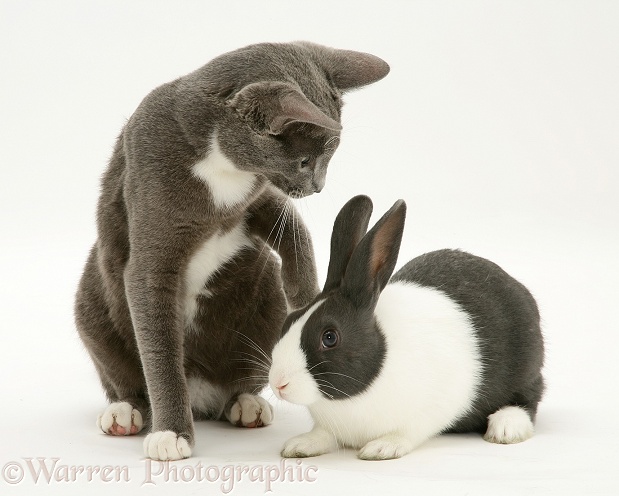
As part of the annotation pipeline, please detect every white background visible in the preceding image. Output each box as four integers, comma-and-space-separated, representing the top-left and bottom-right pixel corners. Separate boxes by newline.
1, 1, 618, 495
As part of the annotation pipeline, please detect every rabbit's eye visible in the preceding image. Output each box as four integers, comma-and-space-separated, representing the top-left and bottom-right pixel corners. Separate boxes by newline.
300, 157, 311, 168
321, 329, 339, 349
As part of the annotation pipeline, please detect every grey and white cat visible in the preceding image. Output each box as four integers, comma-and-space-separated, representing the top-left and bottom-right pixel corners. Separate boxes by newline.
74, 41, 389, 460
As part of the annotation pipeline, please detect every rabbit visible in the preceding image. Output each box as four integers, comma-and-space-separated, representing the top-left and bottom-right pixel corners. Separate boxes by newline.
268, 195, 545, 460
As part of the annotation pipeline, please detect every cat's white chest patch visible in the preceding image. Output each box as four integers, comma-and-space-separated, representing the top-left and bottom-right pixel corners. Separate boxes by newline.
184, 222, 251, 325
192, 135, 257, 209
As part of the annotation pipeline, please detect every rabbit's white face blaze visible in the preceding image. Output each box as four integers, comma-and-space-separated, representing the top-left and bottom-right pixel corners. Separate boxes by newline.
269, 300, 325, 405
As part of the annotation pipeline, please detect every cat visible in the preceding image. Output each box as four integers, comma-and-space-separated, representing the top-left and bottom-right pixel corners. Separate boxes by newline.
74, 41, 389, 460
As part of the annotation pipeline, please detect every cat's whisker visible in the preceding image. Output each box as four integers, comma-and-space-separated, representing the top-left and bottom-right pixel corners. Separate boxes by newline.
266, 196, 289, 246
292, 202, 300, 273
230, 375, 269, 384
251, 385, 266, 396
234, 338, 272, 365
232, 330, 273, 366
251, 195, 286, 284
268, 200, 291, 282
292, 199, 311, 264
230, 358, 270, 372
255, 197, 288, 282
231, 368, 269, 377
277, 202, 291, 253
257, 199, 286, 260
231, 353, 270, 371
298, 205, 310, 264
276, 201, 290, 255
232, 345, 269, 359
298, 199, 313, 262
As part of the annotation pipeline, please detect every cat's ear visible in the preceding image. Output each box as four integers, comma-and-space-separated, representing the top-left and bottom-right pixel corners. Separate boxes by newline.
327, 49, 390, 91
227, 81, 342, 135
300, 43, 390, 91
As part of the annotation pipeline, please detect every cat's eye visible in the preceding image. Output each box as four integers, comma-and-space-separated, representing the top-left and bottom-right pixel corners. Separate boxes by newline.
300, 157, 311, 168
320, 328, 339, 350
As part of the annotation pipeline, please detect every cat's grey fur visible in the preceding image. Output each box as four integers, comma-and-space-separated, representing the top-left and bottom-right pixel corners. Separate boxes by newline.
74, 41, 389, 460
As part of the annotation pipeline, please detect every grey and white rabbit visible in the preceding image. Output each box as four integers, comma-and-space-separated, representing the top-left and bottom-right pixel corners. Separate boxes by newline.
269, 195, 545, 460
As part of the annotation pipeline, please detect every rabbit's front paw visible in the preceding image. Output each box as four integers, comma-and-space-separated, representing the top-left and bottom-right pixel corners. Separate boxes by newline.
358, 435, 413, 460
143, 431, 192, 460
281, 429, 335, 458
97, 402, 143, 436
226, 394, 273, 428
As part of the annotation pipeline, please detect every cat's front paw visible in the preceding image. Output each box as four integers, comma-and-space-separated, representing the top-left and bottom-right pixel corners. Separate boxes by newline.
281, 430, 335, 458
285, 286, 320, 312
143, 431, 192, 461
226, 394, 273, 428
97, 402, 143, 436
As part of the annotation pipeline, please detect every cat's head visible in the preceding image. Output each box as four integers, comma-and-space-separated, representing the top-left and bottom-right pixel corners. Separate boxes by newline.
215, 42, 389, 198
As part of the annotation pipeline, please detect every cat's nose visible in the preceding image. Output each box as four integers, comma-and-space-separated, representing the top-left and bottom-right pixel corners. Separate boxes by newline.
312, 178, 325, 193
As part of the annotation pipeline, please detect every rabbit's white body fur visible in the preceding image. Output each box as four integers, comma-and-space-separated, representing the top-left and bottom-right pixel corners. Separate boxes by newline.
310, 281, 482, 448
272, 281, 484, 455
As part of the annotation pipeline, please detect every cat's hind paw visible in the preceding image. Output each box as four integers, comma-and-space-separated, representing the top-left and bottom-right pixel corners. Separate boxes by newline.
144, 431, 192, 461
226, 394, 273, 428
97, 402, 143, 436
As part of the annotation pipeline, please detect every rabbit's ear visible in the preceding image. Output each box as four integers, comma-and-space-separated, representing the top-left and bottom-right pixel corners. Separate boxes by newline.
323, 195, 374, 293
341, 200, 407, 308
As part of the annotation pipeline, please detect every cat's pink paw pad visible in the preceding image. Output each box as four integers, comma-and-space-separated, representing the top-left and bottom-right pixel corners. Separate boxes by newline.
97, 402, 143, 436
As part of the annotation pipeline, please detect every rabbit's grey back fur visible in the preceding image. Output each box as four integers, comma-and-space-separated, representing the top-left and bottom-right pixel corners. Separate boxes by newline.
392, 249, 545, 433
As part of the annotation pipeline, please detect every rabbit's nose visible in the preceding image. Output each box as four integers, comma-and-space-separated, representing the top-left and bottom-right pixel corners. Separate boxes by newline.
272, 380, 289, 399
